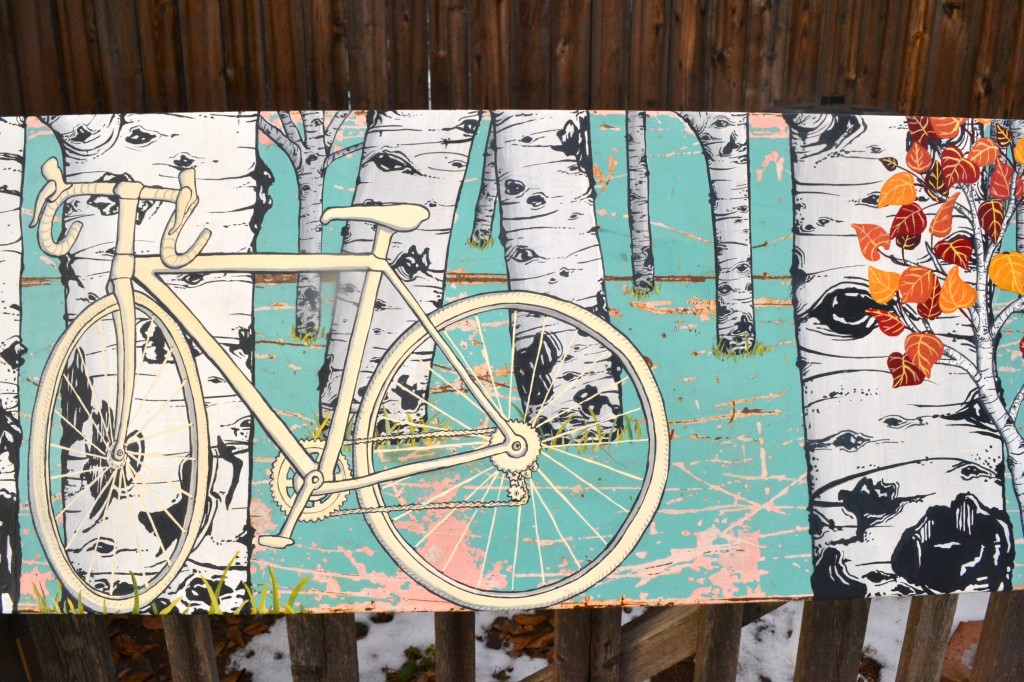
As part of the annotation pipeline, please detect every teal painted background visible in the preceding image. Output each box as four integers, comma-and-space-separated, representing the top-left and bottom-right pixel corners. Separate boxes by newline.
16, 112, 1024, 610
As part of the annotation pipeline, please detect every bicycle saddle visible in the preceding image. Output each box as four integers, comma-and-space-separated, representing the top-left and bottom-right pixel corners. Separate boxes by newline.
321, 204, 429, 232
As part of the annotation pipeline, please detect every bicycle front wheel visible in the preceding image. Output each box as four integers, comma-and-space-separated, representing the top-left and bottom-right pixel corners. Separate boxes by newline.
353, 291, 668, 610
30, 293, 208, 612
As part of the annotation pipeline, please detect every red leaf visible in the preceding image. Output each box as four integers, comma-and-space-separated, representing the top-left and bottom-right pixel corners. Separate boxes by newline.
941, 147, 980, 186
852, 223, 891, 261
1019, 336, 1024, 359
934, 236, 973, 269
899, 266, 940, 304
866, 308, 906, 336
890, 202, 927, 248
930, 192, 959, 237
925, 161, 948, 202
979, 200, 1006, 243
908, 116, 934, 144
917, 284, 943, 320
906, 142, 932, 173
887, 352, 926, 387
991, 160, 1014, 200
968, 137, 999, 167
905, 332, 945, 378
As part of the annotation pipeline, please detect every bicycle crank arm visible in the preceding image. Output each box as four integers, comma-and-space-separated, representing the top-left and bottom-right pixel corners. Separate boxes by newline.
259, 469, 327, 548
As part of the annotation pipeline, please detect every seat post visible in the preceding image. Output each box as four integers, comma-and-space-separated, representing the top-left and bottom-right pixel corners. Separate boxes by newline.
371, 225, 397, 259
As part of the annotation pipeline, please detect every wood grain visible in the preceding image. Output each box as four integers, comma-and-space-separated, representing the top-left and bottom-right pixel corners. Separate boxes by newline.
135, 0, 185, 111
510, 0, 552, 108
972, 590, 1024, 682
286, 613, 359, 682
434, 611, 476, 682
429, 0, 471, 108
590, 606, 622, 681
20, 616, 117, 682
793, 598, 871, 682
693, 604, 744, 682
894, 594, 957, 682
590, 0, 632, 109
92, 0, 144, 112
551, 0, 592, 108
163, 615, 218, 682
469, 0, 511, 108
178, 0, 228, 110
219, 0, 267, 109
388, 0, 430, 108
628, 0, 670, 110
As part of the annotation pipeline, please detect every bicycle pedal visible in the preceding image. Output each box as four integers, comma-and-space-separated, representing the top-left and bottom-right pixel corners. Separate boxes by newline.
258, 535, 295, 549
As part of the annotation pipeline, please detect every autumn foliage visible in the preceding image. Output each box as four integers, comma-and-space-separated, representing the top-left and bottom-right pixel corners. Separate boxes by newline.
856, 117, 1024, 387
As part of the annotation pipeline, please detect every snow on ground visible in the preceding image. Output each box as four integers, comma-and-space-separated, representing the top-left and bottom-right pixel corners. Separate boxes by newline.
228, 594, 991, 681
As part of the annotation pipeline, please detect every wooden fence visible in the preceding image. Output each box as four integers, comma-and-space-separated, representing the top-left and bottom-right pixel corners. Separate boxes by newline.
3, 0, 1024, 679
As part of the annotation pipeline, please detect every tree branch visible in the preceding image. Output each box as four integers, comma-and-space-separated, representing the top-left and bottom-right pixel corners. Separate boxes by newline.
257, 116, 302, 170
325, 110, 352, 154
1011, 384, 1024, 422
994, 297, 1024, 335
323, 142, 363, 172
279, 110, 304, 148
940, 345, 980, 382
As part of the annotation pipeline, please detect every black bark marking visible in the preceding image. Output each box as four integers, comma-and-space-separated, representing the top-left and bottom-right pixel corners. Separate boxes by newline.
0, 339, 26, 370
836, 478, 926, 541
392, 245, 431, 281
123, 127, 156, 146
0, 407, 22, 611
805, 284, 879, 339
811, 546, 868, 599
138, 459, 193, 555
514, 330, 561, 420
552, 118, 594, 195
228, 326, 255, 371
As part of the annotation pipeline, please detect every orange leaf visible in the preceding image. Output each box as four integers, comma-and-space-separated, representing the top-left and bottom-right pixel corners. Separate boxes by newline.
990, 160, 1014, 200
989, 252, 1024, 294
887, 352, 926, 387
878, 172, 917, 207
929, 192, 959, 237
930, 117, 964, 139
979, 200, 1006, 242
905, 332, 945, 378
890, 202, 927, 248
938, 266, 978, 314
941, 147, 980, 186
968, 137, 999, 167
934, 236, 973, 269
852, 223, 890, 261
906, 142, 932, 173
899, 266, 940, 304
868, 266, 901, 304
1015, 138, 1024, 165
867, 309, 906, 336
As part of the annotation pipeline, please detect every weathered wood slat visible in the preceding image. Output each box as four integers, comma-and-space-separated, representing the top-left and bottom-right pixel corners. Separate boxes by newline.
997, 3, 1024, 118
510, 0, 552, 108
0, 1, 24, 115
666, 0, 707, 110
469, 0, 511, 108
705, 0, 748, 111
793, 598, 871, 682
783, 0, 824, 106
92, 0, 144, 112
388, 0, 430, 108
589, 0, 631, 109
135, 0, 185, 111
652, 660, 694, 682
434, 611, 475, 682
287, 613, 360, 682
816, 0, 863, 105
894, 594, 958, 682
429, 0, 471, 108
306, 0, 349, 109
628, 0, 670, 110
590, 607, 623, 682
340, 0, 389, 109
554, 609, 592, 680
261, 0, 310, 110
163, 615, 218, 682
551, 0, 592, 107
20, 616, 118, 682
219, 0, 267, 110
895, 0, 935, 113
179, 0, 228, 110
744, 0, 791, 110
870, 0, 913, 111
922, 0, 983, 116
8, 0, 67, 114
0, 616, 29, 682
972, 590, 1024, 682
693, 604, 744, 682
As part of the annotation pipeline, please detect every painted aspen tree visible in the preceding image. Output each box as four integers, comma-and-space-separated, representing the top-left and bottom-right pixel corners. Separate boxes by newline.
787, 113, 1013, 599
320, 111, 481, 424
0, 118, 24, 612
1009, 120, 1024, 251
468, 122, 498, 248
258, 111, 360, 337
43, 113, 268, 611
491, 110, 621, 434
679, 112, 756, 354
626, 111, 654, 294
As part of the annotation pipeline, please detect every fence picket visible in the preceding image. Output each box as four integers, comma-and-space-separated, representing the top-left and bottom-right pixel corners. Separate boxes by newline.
434, 611, 476, 681
287, 613, 360, 682
894, 594, 958, 682
793, 599, 871, 682
163, 615, 218, 682
20, 616, 117, 682
971, 590, 1024, 682
693, 604, 744, 682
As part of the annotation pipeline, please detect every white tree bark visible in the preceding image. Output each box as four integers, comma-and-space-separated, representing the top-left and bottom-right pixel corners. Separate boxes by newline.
491, 110, 621, 433
258, 111, 357, 337
320, 111, 481, 422
0, 117, 24, 612
469, 122, 498, 248
787, 113, 1013, 598
43, 113, 266, 612
1009, 120, 1024, 252
626, 111, 654, 294
679, 112, 756, 353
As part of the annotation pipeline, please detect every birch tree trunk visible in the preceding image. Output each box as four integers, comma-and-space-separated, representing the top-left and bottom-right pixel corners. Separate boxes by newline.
320, 111, 481, 423
469, 122, 498, 248
626, 111, 654, 294
0, 117, 24, 612
679, 112, 756, 354
1009, 120, 1024, 252
43, 113, 267, 612
787, 113, 1013, 598
258, 111, 355, 337
491, 110, 621, 434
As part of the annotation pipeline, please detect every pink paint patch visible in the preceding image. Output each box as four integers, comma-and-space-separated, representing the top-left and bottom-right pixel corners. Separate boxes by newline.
750, 113, 788, 138
20, 567, 56, 605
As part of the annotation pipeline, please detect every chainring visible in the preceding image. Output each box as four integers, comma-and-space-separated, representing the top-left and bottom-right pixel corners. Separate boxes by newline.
270, 439, 351, 522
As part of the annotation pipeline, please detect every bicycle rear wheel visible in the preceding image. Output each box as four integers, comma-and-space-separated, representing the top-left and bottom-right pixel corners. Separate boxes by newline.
29, 293, 208, 612
353, 291, 668, 610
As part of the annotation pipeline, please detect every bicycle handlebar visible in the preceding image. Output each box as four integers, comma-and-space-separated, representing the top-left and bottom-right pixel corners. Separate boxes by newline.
30, 157, 206, 268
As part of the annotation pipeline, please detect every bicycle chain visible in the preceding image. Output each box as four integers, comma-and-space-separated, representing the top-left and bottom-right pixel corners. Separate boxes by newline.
324, 426, 528, 516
